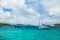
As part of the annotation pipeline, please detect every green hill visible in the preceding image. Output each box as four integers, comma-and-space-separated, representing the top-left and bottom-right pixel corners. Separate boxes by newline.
0, 23, 11, 26
53, 24, 60, 26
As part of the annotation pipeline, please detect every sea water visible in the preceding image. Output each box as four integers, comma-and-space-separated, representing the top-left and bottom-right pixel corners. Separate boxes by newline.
0, 26, 60, 40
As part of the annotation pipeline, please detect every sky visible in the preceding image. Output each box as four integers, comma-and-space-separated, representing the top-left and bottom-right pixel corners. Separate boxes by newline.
0, 0, 60, 25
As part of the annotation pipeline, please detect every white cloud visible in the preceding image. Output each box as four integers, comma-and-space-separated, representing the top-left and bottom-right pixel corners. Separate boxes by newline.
5, 12, 11, 17
49, 7, 60, 16
40, 0, 60, 24
0, 0, 41, 25
0, 0, 60, 25
41, 0, 60, 16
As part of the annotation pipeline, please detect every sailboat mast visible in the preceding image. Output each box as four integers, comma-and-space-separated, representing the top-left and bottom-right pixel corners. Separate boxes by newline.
39, 14, 43, 26
39, 15, 40, 26
42, 14, 43, 25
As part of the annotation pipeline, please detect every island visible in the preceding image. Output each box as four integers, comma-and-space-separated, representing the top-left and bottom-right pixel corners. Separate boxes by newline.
53, 24, 60, 27
0, 23, 11, 26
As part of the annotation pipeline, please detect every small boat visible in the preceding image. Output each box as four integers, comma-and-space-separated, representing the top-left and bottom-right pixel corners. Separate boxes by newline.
38, 24, 49, 29
14, 24, 23, 28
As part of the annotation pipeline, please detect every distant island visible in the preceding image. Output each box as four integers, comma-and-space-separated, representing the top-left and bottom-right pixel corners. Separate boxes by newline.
53, 24, 60, 26
0, 23, 11, 26
0, 23, 60, 29
0, 23, 39, 29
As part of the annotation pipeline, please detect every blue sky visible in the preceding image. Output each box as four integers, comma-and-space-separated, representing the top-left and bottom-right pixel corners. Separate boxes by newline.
0, 0, 60, 25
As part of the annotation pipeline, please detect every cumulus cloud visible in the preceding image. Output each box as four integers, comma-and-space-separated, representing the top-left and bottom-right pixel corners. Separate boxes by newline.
0, 0, 60, 25
41, 0, 60, 16
40, 0, 60, 24
0, 0, 41, 25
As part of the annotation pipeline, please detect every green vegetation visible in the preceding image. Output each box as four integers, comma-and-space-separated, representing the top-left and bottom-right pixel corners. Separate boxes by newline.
53, 24, 60, 26
0, 23, 11, 26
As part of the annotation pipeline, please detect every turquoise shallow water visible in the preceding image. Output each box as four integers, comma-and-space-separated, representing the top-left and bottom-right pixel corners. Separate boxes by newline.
0, 26, 60, 40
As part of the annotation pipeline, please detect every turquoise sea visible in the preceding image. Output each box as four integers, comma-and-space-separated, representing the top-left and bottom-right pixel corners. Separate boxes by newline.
0, 26, 60, 40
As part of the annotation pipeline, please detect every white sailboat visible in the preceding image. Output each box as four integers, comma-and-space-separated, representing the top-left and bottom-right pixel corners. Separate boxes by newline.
38, 14, 48, 29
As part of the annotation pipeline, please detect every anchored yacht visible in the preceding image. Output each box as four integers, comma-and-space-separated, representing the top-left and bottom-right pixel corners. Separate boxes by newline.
38, 15, 49, 29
